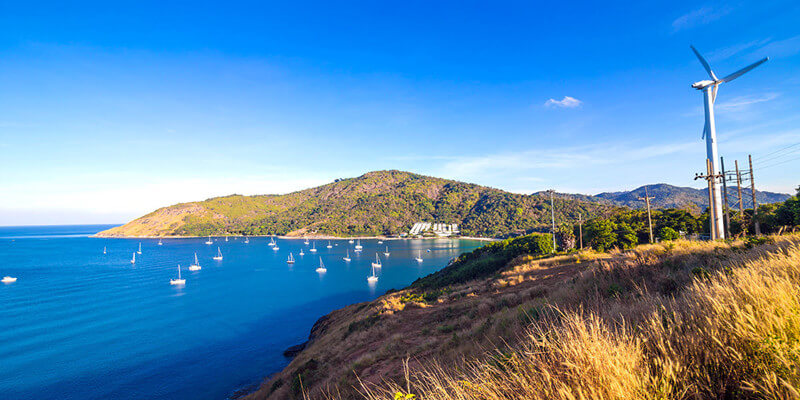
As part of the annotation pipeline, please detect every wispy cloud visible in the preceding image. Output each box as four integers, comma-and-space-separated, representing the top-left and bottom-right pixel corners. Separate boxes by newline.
716, 93, 779, 112
708, 39, 771, 62
544, 96, 582, 108
752, 35, 800, 59
672, 7, 730, 32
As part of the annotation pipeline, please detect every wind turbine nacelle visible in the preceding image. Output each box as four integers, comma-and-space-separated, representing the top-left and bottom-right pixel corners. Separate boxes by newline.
692, 80, 716, 90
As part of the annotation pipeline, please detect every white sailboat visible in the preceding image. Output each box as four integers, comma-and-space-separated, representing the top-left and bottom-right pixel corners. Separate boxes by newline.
244, 236, 249, 244
304, 237, 310, 245
326, 241, 333, 249
354, 239, 363, 250
343, 249, 351, 262
310, 241, 317, 252
213, 247, 223, 261
348, 239, 354, 244
268, 237, 276, 247
367, 264, 378, 283
205, 236, 213, 245
170, 265, 186, 285
372, 253, 382, 268
383, 246, 390, 257
225, 236, 228, 242
131, 252, 136, 264
378, 240, 383, 244
137, 243, 142, 255
287, 253, 295, 264
158, 238, 163, 246
273, 241, 280, 251
299, 249, 305, 256
2, 276, 18, 283
316, 257, 327, 273
103, 246, 107, 255
415, 250, 423, 262
189, 253, 201, 271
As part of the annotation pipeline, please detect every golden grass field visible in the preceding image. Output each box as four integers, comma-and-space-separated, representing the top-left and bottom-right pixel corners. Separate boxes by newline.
247, 235, 800, 400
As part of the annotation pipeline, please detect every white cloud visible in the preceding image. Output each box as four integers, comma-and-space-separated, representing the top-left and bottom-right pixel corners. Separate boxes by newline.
544, 96, 582, 108
752, 35, 800, 59
716, 93, 779, 112
672, 7, 730, 32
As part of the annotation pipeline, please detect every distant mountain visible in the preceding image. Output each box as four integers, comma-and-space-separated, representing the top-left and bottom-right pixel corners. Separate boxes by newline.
98, 170, 618, 238
539, 183, 790, 211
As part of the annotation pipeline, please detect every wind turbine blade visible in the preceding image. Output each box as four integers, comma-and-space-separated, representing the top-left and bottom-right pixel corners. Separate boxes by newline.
702, 120, 708, 139
691, 45, 717, 80
721, 57, 769, 83
712, 85, 718, 104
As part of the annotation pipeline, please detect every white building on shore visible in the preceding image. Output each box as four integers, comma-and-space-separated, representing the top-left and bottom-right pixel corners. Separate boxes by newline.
409, 222, 459, 237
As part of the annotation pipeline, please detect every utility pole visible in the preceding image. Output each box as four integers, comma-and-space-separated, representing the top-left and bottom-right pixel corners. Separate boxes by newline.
720, 157, 731, 239
638, 186, 655, 243
578, 213, 583, 249
695, 158, 724, 240
549, 190, 556, 252
735, 160, 744, 216
749, 154, 760, 235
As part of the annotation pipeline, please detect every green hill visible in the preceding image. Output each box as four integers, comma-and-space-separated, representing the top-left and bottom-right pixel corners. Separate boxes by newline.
97, 170, 617, 238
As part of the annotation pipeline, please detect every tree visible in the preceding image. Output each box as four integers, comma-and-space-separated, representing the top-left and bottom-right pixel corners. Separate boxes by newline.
659, 226, 679, 241
556, 224, 576, 251
616, 222, 638, 249
585, 219, 617, 252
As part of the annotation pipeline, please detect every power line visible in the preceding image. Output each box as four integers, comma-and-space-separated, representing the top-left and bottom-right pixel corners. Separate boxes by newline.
753, 154, 800, 172
754, 148, 800, 169
752, 142, 800, 162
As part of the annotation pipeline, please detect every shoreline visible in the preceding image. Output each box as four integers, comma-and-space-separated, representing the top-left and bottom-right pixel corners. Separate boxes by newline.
90, 233, 498, 242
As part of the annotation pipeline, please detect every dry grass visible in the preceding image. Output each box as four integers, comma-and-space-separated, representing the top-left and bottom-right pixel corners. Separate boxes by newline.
353, 236, 800, 400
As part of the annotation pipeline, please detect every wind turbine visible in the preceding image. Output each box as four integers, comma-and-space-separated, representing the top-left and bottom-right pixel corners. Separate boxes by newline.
690, 45, 768, 240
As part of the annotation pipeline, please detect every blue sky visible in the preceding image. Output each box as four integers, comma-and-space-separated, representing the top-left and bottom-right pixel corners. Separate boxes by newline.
1, 1, 799, 225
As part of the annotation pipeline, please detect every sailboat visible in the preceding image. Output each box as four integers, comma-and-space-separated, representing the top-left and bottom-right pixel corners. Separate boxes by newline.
367, 264, 378, 283
343, 249, 351, 262
103, 246, 107, 255
244, 236, 249, 244
273, 241, 280, 251
372, 253, 382, 268
2, 276, 18, 283
415, 250, 423, 262
383, 246, 390, 257
205, 236, 213, 245
378, 240, 384, 244
287, 253, 295, 264
316, 257, 327, 273
131, 252, 136, 264
304, 237, 310, 245
299, 249, 305, 256
348, 239, 354, 244
189, 253, 201, 271
213, 247, 223, 261
354, 239, 363, 250
326, 241, 333, 249
137, 243, 142, 255
268, 237, 276, 247
225, 236, 228, 242
158, 238, 163, 246
170, 265, 186, 285
310, 241, 317, 252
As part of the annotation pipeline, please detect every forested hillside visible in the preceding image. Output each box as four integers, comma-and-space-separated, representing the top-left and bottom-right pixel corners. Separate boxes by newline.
98, 170, 617, 238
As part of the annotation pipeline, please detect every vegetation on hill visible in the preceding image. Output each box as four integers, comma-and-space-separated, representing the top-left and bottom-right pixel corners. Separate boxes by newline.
543, 183, 790, 210
98, 170, 616, 238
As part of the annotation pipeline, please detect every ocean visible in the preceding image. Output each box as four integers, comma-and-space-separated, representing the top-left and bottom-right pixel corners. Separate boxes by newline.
0, 225, 483, 399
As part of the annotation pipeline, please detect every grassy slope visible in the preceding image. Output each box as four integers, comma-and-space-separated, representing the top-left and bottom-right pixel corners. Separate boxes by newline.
244, 234, 800, 400
98, 170, 616, 238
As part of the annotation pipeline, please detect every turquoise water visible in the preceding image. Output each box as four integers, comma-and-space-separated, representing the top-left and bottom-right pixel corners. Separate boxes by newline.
0, 225, 483, 399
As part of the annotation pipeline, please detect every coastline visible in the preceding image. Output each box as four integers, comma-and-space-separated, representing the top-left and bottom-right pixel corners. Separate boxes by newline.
90, 233, 498, 242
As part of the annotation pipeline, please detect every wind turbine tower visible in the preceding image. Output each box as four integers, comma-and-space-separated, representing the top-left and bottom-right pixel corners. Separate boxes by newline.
690, 46, 768, 240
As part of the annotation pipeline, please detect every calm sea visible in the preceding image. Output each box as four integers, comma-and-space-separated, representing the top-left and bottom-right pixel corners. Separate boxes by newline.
0, 225, 483, 399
